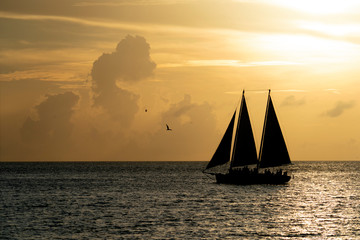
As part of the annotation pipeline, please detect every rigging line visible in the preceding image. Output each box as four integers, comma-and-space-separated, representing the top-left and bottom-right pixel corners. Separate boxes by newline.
226, 92, 241, 163
230, 91, 244, 169
258, 89, 271, 168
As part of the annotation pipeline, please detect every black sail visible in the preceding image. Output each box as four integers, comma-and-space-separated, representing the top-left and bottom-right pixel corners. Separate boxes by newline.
259, 92, 291, 168
230, 93, 258, 168
205, 111, 236, 170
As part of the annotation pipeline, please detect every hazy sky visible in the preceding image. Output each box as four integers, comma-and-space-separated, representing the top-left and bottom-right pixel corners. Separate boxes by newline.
1, 0, 360, 161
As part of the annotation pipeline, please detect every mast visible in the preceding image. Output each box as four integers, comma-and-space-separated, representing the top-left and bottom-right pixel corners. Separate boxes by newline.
258, 89, 291, 168
229, 91, 244, 170
258, 89, 270, 169
230, 90, 258, 169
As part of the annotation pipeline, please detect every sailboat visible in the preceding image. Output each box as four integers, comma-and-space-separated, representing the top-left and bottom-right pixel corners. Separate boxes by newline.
203, 89, 292, 185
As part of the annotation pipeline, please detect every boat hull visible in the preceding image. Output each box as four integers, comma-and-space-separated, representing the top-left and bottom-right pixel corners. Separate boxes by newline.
215, 172, 291, 185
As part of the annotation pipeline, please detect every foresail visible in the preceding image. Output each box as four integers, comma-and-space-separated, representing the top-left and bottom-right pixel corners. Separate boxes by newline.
230, 93, 258, 168
205, 111, 236, 170
259, 93, 291, 168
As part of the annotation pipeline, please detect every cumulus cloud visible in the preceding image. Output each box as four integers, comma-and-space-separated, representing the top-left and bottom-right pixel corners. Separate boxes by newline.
91, 35, 156, 86
21, 92, 79, 143
18, 91, 79, 160
92, 86, 140, 126
91, 35, 156, 124
324, 100, 355, 117
1, 36, 220, 162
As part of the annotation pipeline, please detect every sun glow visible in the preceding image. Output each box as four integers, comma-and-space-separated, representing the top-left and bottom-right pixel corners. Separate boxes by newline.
271, 0, 360, 14
257, 34, 358, 64
299, 21, 360, 37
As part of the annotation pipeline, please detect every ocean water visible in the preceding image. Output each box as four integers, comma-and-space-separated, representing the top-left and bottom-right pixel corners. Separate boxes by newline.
1, 161, 360, 239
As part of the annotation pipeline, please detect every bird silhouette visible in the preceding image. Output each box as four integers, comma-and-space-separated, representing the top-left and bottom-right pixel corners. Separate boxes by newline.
166, 124, 172, 131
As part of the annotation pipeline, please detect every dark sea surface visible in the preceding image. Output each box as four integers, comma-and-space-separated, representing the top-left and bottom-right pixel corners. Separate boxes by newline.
1, 161, 360, 239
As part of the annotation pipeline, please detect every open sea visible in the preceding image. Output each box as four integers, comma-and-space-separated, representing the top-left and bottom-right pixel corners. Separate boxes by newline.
1, 161, 360, 239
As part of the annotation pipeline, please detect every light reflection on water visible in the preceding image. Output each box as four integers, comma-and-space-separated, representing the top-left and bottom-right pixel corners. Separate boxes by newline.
1, 161, 359, 239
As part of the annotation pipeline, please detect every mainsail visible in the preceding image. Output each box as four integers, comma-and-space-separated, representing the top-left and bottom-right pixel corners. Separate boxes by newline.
205, 111, 236, 170
259, 90, 291, 168
230, 92, 258, 168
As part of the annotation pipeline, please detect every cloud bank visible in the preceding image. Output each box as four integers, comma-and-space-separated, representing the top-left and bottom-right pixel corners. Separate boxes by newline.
2, 35, 220, 161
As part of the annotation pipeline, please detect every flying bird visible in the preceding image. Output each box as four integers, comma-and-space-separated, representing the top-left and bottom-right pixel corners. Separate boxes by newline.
166, 124, 172, 131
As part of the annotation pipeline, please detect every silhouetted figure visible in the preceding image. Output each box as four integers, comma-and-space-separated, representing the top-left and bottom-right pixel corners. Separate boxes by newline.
166, 124, 172, 131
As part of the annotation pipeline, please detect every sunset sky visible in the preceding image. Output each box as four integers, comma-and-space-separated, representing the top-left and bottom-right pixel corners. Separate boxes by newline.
1, 0, 360, 161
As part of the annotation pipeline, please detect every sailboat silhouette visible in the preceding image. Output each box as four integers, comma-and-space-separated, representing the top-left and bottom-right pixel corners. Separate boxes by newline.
203, 89, 292, 185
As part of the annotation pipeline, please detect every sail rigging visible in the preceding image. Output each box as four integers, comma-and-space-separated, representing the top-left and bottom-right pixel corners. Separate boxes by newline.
204, 89, 292, 184
205, 111, 236, 170
258, 90, 291, 168
205, 89, 291, 173
230, 92, 258, 168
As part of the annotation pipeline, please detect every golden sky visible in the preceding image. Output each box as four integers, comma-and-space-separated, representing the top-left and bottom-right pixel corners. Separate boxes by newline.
1, 0, 360, 161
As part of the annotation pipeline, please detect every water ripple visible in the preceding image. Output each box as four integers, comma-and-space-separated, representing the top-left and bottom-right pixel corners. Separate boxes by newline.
1, 161, 359, 239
